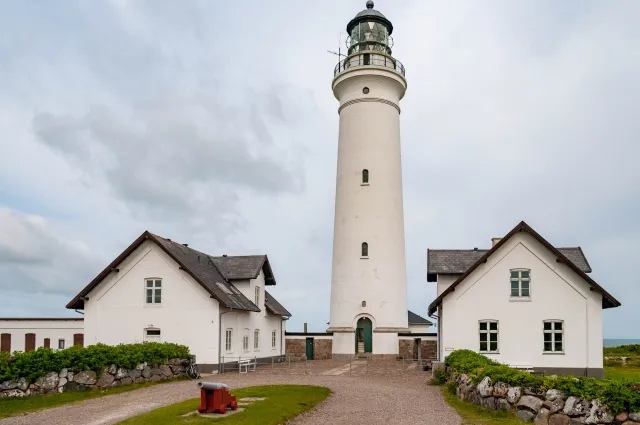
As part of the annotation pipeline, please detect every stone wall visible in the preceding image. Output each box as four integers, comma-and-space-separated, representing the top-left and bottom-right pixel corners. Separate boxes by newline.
0, 359, 188, 398
452, 373, 639, 425
398, 339, 438, 361
285, 338, 306, 358
314, 339, 332, 360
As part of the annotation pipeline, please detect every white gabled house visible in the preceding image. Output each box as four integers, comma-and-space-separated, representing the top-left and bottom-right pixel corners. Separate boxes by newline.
427, 221, 620, 378
66, 231, 291, 371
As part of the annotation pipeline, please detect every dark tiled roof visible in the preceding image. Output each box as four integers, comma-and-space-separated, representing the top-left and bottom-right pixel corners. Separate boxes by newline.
408, 310, 432, 325
428, 221, 621, 315
265, 291, 291, 317
66, 231, 284, 313
427, 247, 592, 275
151, 235, 260, 312
211, 255, 275, 285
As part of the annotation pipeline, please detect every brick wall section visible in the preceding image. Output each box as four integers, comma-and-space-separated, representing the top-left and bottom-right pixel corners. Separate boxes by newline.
421, 340, 437, 361
285, 339, 305, 358
399, 339, 413, 359
313, 339, 332, 360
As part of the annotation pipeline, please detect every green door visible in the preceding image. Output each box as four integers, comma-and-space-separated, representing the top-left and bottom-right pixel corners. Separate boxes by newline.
356, 318, 373, 353
305, 338, 314, 360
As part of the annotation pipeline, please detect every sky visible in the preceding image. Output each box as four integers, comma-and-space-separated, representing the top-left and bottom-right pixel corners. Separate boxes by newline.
0, 0, 638, 338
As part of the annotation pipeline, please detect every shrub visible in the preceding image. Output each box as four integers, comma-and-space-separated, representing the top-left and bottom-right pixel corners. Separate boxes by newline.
444, 349, 640, 415
431, 368, 449, 385
604, 344, 640, 357
0, 342, 190, 382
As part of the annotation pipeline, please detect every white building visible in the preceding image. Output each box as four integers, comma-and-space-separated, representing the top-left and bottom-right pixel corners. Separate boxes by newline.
327, 1, 410, 357
427, 221, 620, 378
0, 318, 84, 353
66, 231, 291, 371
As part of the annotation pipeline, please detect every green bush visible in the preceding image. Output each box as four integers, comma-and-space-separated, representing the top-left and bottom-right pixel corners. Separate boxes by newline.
431, 368, 449, 385
444, 349, 640, 415
604, 344, 640, 357
0, 342, 190, 382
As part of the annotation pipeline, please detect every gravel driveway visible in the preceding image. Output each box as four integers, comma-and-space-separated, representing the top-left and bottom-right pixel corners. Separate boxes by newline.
0, 361, 460, 425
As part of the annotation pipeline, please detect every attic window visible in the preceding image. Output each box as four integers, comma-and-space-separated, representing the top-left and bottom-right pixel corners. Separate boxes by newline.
145, 279, 162, 304
510, 269, 531, 298
216, 281, 233, 295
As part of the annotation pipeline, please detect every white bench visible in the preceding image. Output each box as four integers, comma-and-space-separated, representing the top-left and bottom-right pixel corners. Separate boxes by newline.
238, 358, 257, 373
510, 364, 534, 374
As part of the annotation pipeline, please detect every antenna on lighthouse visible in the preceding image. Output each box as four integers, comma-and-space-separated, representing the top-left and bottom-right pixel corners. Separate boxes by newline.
327, 32, 347, 58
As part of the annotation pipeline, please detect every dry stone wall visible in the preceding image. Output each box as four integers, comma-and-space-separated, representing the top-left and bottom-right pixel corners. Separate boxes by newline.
0, 358, 188, 398
452, 373, 639, 425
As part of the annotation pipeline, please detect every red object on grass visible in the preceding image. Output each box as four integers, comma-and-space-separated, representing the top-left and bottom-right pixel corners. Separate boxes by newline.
197, 382, 238, 414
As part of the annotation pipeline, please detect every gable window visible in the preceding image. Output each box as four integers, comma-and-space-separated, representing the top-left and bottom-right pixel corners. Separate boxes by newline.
479, 321, 499, 353
254, 329, 260, 349
362, 169, 369, 185
145, 329, 161, 342
146, 278, 162, 304
510, 269, 530, 298
254, 286, 260, 306
272, 330, 277, 348
58, 339, 65, 350
361, 242, 369, 258
243, 329, 249, 351
544, 320, 564, 353
225, 329, 233, 351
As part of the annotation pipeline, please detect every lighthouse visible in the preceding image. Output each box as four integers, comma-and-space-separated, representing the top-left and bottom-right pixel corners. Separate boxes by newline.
327, 1, 409, 357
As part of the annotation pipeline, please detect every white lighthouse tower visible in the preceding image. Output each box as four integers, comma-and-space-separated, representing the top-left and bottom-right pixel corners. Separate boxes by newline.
328, 1, 409, 357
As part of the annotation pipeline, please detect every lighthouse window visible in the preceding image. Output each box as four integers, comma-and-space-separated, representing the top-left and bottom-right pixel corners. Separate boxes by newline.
362, 169, 369, 184
361, 242, 369, 258
362, 87, 370, 94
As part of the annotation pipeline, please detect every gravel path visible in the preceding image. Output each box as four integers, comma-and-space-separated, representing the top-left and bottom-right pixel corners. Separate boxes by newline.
0, 362, 460, 425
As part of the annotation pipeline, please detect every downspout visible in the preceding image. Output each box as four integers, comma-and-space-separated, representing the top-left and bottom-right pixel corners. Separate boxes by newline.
218, 308, 232, 373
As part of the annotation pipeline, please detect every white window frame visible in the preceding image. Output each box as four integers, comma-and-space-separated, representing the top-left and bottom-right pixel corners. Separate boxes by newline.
58, 339, 65, 350
254, 286, 260, 306
272, 330, 277, 349
243, 329, 249, 351
145, 278, 162, 304
509, 269, 531, 300
543, 320, 565, 354
479, 320, 499, 353
225, 328, 233, 352
254, 329, 259, 350
144, 328, 161, 342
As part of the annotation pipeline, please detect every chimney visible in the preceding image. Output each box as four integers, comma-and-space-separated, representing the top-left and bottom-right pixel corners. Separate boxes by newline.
182, 243, 189, 247
492, 238, 502, 247
304, 322, 308, 334
223, 254, 228, 257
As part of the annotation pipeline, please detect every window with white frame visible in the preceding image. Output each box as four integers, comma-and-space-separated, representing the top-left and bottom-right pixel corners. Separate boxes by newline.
145, 329, 161, 342
479, 321, 499, 353
58, 339, 65, 350
272, 330, 276, 348
254, 329, 259, 349
243, 329, 249, 351
544, 320, 564, 353
254, 286, 260, 306
225, 329, 233, 351
145, 278, 162, 304
510, 269, 530, 298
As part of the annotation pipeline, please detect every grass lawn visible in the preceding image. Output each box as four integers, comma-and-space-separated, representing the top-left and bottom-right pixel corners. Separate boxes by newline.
117, 385, 331, 425
605, 365, 640, 381
444, 391, 522, 425
0, 377, 187, 419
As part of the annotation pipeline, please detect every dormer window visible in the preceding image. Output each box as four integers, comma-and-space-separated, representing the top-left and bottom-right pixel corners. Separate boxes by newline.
510, 269, 530, 298
255, 286, 260, 306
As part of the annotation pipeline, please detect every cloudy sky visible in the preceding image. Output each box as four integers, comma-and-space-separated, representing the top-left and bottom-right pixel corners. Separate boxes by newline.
0, 0, 638, 338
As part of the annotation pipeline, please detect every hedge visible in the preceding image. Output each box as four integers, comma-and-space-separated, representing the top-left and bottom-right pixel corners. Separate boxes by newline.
445, 349, 640, 415
0, 342, 191, 382
604, 344, 640, 357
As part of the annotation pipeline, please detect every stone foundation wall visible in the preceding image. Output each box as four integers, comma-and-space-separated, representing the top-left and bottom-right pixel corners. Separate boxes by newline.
421, 340, 437, 360
399, 340, 413, 359
452, 373, 639, 425
0, 359, 188, 398
314, 339, 332, 360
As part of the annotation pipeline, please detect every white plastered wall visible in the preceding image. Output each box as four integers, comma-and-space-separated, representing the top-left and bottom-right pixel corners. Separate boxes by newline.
440, 232, 603, 369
